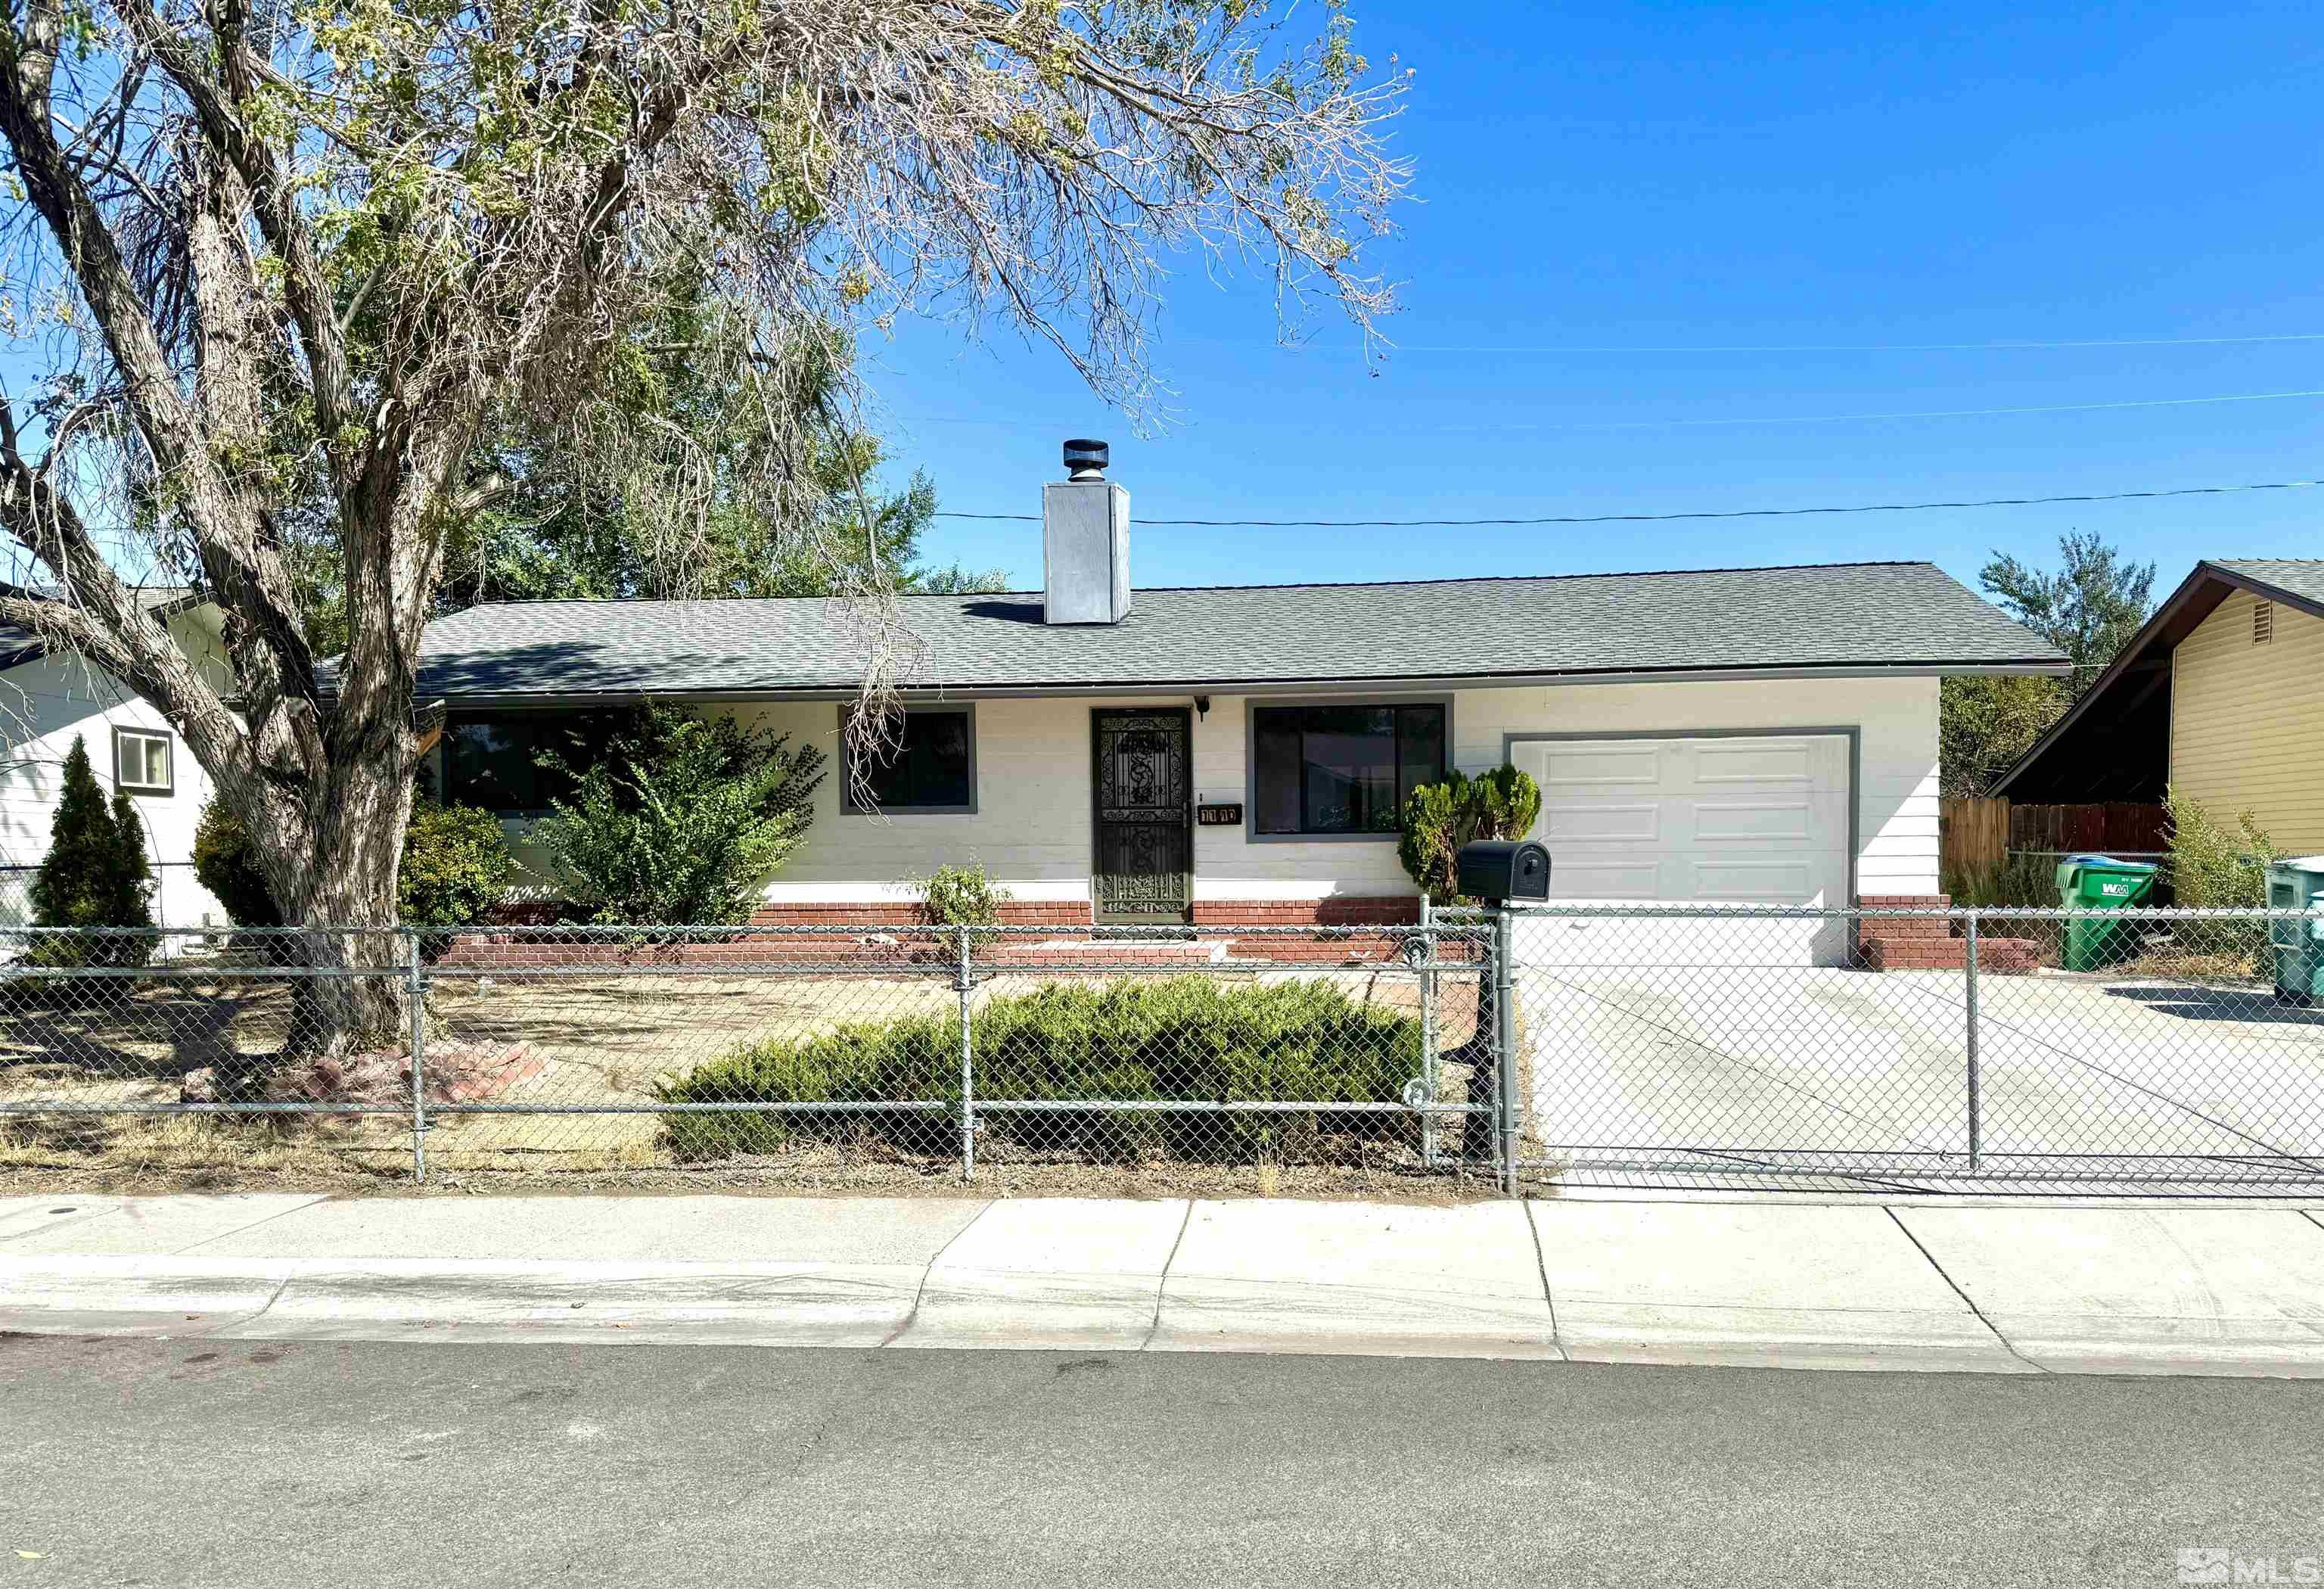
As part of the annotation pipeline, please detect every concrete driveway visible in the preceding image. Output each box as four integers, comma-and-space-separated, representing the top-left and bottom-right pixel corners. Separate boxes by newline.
1518, 966, 2324, 1182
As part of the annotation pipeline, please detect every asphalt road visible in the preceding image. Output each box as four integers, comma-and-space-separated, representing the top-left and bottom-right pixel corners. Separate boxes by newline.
5, 1333, 2322, 1588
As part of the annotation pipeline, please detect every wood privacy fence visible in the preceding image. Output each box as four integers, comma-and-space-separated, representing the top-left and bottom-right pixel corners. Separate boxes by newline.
2009, 801, 2170, 857
1941, 798, 2171, 880
1939, 797, 2011, 878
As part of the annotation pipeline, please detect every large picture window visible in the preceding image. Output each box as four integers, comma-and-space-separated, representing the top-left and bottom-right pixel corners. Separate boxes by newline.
844, 707, 976, 813
443, 712, 625, 816
1252, 702, 1446, 836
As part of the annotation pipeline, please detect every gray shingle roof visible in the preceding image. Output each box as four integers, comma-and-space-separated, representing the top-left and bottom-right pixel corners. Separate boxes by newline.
409, 560, 2065, 701
2211, 558, 2324, 611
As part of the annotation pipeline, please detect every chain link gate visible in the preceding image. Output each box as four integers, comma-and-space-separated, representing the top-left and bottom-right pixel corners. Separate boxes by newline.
1476, 903, 2324, 1192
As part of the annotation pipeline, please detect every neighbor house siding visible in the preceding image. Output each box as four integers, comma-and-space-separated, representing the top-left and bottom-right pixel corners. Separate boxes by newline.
0, 629, 235, 931
492, 673, 1941, 911
2169, 589, 2324, 854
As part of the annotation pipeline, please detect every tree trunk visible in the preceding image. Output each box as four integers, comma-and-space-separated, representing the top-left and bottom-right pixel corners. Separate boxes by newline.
272, 742, 417, 1060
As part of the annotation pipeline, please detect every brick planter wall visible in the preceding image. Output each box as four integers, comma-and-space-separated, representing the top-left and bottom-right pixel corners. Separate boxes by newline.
435, 897, 1425, 971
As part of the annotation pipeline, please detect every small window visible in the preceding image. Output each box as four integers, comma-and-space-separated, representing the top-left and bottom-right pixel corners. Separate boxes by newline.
844, 707, 976, 813
112, 727, 173, 796
2254, 600, 2274, 645
1252, 702, 1446, 836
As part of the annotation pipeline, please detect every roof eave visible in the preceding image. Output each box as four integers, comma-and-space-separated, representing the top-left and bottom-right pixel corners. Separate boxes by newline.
1989, 559, 2310, 798
399, 656, 2071, 711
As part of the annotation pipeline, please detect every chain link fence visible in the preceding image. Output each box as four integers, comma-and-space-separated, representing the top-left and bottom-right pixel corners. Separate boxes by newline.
1481, 903, 2324, 1193
4, 905, 2320, 1193
0, 921, 1502, 1185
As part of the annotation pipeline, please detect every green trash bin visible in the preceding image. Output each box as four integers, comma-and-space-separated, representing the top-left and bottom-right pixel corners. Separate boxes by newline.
2055, 854, 2160, 972
2267, 856, 2324, 1006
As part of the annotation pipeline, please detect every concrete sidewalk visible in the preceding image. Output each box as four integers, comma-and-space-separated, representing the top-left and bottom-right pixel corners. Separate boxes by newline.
5, 1191, 2324, 1376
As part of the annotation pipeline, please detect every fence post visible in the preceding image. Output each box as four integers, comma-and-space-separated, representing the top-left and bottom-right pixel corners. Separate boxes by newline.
1418, 896, 1437, 1168
405, 928, 427, 1183
1494, 904, 1518, 1196
957, 924, 975, 1182
1964, 906, 1981, 1174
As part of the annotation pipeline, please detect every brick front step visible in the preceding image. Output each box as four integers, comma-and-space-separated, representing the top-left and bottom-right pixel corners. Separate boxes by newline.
1860, 934, 2043, 974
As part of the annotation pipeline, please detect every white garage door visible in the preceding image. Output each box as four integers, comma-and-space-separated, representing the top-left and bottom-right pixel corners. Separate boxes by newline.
1508, 734, 1852, 965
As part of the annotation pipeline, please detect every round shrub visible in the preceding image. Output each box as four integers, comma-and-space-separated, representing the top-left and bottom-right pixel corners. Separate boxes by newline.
399, 801, 517, 930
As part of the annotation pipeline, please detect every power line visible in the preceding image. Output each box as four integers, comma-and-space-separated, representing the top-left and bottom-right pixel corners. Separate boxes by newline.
933, 474, 2324, 528
900, 386, 2324, 433
1360, 331, 2324, 354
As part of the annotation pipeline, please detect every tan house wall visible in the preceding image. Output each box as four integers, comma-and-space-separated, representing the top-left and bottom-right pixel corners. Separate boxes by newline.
2170, 589, 2324, 854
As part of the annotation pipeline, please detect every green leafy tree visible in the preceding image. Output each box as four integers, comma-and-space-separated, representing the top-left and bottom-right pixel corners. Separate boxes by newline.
1940, 533, 2160, 796
0, 0, 1404, 1057
536, 707, 827, 925
1980, 532, 2158, 697
27, 735, 154, 966
1939, 674, 2073, 798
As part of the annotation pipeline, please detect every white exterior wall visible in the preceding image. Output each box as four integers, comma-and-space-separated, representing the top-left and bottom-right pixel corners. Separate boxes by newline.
496, 674, 1941, 906
0, 607, 238, 931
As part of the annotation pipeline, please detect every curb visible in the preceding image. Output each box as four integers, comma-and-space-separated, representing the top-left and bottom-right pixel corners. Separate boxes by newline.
7, 1254, 2324, 1376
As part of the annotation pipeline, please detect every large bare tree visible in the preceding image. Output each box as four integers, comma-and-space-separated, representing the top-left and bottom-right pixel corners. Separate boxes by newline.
0, 0, 1407, 1047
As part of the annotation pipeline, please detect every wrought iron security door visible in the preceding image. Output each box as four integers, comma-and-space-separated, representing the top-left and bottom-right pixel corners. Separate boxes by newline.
1091, 708, 1194, 924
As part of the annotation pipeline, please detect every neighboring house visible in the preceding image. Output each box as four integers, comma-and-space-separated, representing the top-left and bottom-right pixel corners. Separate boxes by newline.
0, 586, 235, 934
1993, 558, 2324, 853
405, 449, 2065, 964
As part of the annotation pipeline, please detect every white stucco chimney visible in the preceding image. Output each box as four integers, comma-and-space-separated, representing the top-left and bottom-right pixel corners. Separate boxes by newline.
1042, 439, 1130, 625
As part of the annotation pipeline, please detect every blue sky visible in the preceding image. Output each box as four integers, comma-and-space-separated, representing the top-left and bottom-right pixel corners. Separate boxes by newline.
869, 0, 2324, 596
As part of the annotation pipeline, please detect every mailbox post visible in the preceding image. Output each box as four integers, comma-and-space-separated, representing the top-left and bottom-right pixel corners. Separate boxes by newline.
1454, 841, 1551, 1189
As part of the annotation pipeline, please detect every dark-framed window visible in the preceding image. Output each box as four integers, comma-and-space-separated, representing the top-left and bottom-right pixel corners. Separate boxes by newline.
443, 711, 626, 816
843, 706, 977, 813
1251, 702, 1446, 836
112, 726, 174, 797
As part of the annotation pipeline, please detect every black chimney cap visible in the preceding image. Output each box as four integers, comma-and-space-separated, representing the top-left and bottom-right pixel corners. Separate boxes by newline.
1062, 439, 1109, 475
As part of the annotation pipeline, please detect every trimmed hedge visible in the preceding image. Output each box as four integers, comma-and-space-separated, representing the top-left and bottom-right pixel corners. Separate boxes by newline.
658, 976, 1422, 1164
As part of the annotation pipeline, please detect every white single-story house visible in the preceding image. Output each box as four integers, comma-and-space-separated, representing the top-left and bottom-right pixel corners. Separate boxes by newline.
0, 586, 235, 933
406, 446, 2066, 959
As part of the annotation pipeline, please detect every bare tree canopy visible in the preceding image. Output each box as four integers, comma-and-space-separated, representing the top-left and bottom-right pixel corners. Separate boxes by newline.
0, 0, 1409, 1043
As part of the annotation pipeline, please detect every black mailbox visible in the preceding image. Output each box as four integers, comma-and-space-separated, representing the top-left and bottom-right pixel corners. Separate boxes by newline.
1457, 840, 1552, 903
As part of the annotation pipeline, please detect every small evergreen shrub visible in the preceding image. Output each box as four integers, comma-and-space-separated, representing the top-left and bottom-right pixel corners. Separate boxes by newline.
191, 791, 282, 928
915, 861, 1010, 928
1397, 765, 1543, 904
657, 977, 1421, 1164
27, 735, 155, 969
535, 705, 825, 925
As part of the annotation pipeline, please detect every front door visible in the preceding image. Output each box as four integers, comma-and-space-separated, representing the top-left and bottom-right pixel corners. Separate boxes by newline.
1091, 708, 1193, 924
